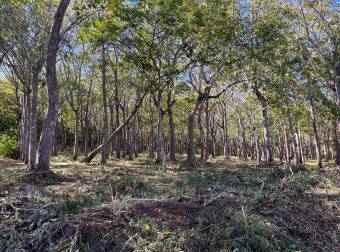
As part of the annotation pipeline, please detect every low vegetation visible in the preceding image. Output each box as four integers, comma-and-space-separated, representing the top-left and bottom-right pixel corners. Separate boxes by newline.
0, 156, 338, 251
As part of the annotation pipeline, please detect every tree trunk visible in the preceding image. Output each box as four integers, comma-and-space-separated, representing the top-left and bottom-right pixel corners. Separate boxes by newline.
21, 84, 30, 164
127, 117, 133, 160
167, 92, 176, 161
295, 126, 303, 164
198, 103, 206, 161
237, 112, 247, 160
204, 99, 209, 160
254, 87, 273, 163
148, 95, 155, 158
221, 103, 229, 160
156, 104, 165, 166
53, 123, 58, 156
101, 45, 109, 164
332, 118, 340, 165
114, 68, 121, 159
323, 129, 330, 161
35, 0, 70, 171
298, 128, 304, 163
284, 126, 290, 163
210, 112, 216, 158
73, 110, 79, 160
334, 62, 340, 165
186, 101, 200, 167
28, 70, 39, 168
255, 130, 261, 164
310, 101, 322, 168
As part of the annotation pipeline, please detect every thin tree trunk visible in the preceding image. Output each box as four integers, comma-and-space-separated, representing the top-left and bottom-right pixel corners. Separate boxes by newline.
310, 101, 322, 168
156, 103, 165, 166
298, 128, 304, 164
288, 112, 299, 164
22, 84, 30, 163
204, 99, 209, 160
294, 126, 303, 164
53, 122, 58, 156
210, 113, 216, 158
167, 92, 176, 161
237, 111, 247, 160
222, 103, 229, 160
254, 87, 273, 163
148, 95, 155, 158
255, 130, 261, 164
198, 103, 205, 161
35, 0, 70, 171
332, 118, 340, 165
101, 45, 109, 164
334, 62, 340, 165
109, 104, 114, 155
284, 126, 290, 163
73, 110, 79, 160
29, 70, 39, 168
186, 101, 200, 167
323, 129, 330, 161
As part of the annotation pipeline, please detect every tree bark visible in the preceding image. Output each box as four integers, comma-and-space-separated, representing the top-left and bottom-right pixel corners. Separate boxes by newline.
310, 101, 322, 168
332, 118, 340, 165
237, 111, 247, 160
210, 112, 217, 158
333, 62, 340, 165
284, 126, 290, 163
167, 91, 176, 161
198, 103, 205, 161
186, 101, 200, 167
155, 103, 165, 165
101, 45, 109, 164
255, 130, 261, 164
73, 110, 79, 160
221, 102, 229, 160
35, 0, 70, 171
28, 65, 43, 168
148, 95, 155, 158
254, 87, 273, 163
294, 126, 303, 164
21, 84, 31, 164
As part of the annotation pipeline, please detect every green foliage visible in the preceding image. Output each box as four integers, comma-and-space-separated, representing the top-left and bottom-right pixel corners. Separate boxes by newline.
230, 213, 297, 252
0, 82, 17, 136
59, 195, 91, 215
192, 207, 298, 252
0, 134, 19, 159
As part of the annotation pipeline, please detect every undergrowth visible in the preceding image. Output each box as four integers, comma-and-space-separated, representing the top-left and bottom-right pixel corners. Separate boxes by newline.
0, 157, 338, 251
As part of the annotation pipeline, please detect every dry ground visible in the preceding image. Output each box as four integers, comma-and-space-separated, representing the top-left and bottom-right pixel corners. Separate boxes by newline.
0, 155, 339, 251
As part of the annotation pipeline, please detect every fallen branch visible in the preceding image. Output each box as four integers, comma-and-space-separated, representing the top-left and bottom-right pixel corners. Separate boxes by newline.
82, 92, 147, 163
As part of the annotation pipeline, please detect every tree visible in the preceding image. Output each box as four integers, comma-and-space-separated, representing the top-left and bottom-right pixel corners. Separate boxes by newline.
34, 0, 70, 172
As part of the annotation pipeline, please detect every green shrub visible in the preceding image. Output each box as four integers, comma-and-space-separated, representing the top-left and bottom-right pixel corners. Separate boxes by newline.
0, 134, 19, 159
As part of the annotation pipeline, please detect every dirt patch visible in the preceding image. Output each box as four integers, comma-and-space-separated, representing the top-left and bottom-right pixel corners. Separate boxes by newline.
130, 200, 199, 230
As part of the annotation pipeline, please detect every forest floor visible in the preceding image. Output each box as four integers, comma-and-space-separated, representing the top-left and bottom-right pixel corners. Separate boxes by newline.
0, 155, 339, 252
